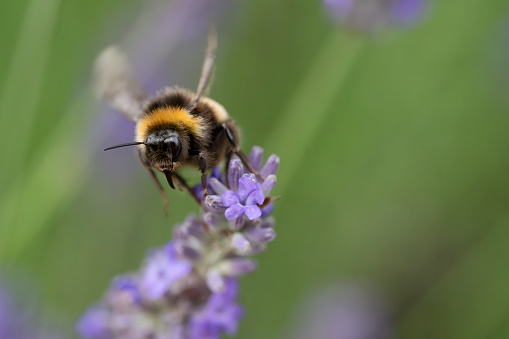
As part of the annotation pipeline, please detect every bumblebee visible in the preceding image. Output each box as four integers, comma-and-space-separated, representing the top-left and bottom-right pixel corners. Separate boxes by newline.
94, 30, 261, 213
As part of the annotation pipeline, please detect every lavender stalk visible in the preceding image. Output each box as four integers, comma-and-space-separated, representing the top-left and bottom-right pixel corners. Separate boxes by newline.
77, 146, 279, 339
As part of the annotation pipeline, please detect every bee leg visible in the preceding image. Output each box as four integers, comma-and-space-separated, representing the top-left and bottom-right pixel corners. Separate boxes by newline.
173, 173, 202, 206
137, 149, 168, 215
173, 175, 184, 192
236, 149, 265, 181
198, 152, 209, 196
189, 150, 209, 197
224, 152, 232, 186
222, 121, 266, 181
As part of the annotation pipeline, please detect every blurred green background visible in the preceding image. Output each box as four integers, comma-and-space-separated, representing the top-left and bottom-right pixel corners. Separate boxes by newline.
2, 0, 509, 338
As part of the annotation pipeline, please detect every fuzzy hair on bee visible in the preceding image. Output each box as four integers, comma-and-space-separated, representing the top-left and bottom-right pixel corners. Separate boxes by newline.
94, 28, 262, 214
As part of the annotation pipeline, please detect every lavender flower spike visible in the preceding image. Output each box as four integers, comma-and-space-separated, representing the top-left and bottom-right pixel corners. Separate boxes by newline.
77, 146, 279, 339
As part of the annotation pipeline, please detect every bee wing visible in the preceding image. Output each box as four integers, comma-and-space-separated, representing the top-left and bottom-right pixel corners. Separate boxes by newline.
192, 25, 217, 107
93, 46, 146, 122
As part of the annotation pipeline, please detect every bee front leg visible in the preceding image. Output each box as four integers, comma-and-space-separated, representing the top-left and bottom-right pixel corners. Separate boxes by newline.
198, 152, 209, 196
137, 148, 168, 215
189, 150, 209, 197
221, 121, 266, 181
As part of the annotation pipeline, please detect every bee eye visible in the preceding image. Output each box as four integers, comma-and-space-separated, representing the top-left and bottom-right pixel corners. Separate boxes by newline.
166, 135, 181, 161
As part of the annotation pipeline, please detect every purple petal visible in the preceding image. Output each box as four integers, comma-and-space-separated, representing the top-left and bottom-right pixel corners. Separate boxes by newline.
140, 246, 192, 300
261, 216, 276, 228
209, 178, 228, 195
175, 242, 202, 260
237, 175, 257, 198
218, 303, 243, 336
245, 183, 264, 206
225, 203, 245, 220
163, 264, 192, 291
221, 190, 240, 207
204, 195, 227, 212
210, 166, 221, 180
244, 205, 262, 220
192, 183, 205, 201
217, 258, 257, 276
390, 0, 426, 24
261, 203, 275, 219
244, 226, 276, 244
244, 243, 268, 255
206, 269, 225, 293
165, 241, 179, 260
323, 0, 355, 20
231, 233, 251, 253
188, 278, 243, 339
261, 175, 277, 197
228, 215, 245, 231
174, 215, 206, 240
168, 324, 187, 339
140, 251, 172, 299
222, 278, 240, 300
248, 146, 264, 171
227, 158, 243, 191
260, 154, 280, 177
109, 276, 141, 306
203, 212, 222, 231
188, 321, 221, 339
76, 306, 110, 339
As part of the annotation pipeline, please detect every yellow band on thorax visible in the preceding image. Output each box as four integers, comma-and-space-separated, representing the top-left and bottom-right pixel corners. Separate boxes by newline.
135, 107, 204, 142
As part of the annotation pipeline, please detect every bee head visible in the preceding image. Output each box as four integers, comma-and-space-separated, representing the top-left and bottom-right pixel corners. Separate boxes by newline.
145, 129, 191, 190
146, 130, 181, 161
144, 129, 186, 170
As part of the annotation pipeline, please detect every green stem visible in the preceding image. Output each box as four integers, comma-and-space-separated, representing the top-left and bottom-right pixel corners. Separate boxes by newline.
266, 31, 365, 194
0, 98, 92, 261
0, 0, 60, 182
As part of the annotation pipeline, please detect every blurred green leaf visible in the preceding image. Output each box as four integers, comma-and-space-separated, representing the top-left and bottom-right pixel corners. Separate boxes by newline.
267, 31, 365, 195
398, 216, 509, 339
0, 0, 60, 181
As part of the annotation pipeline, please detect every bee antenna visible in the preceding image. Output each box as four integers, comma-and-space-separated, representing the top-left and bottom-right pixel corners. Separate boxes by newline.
104, 141, 146, 151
